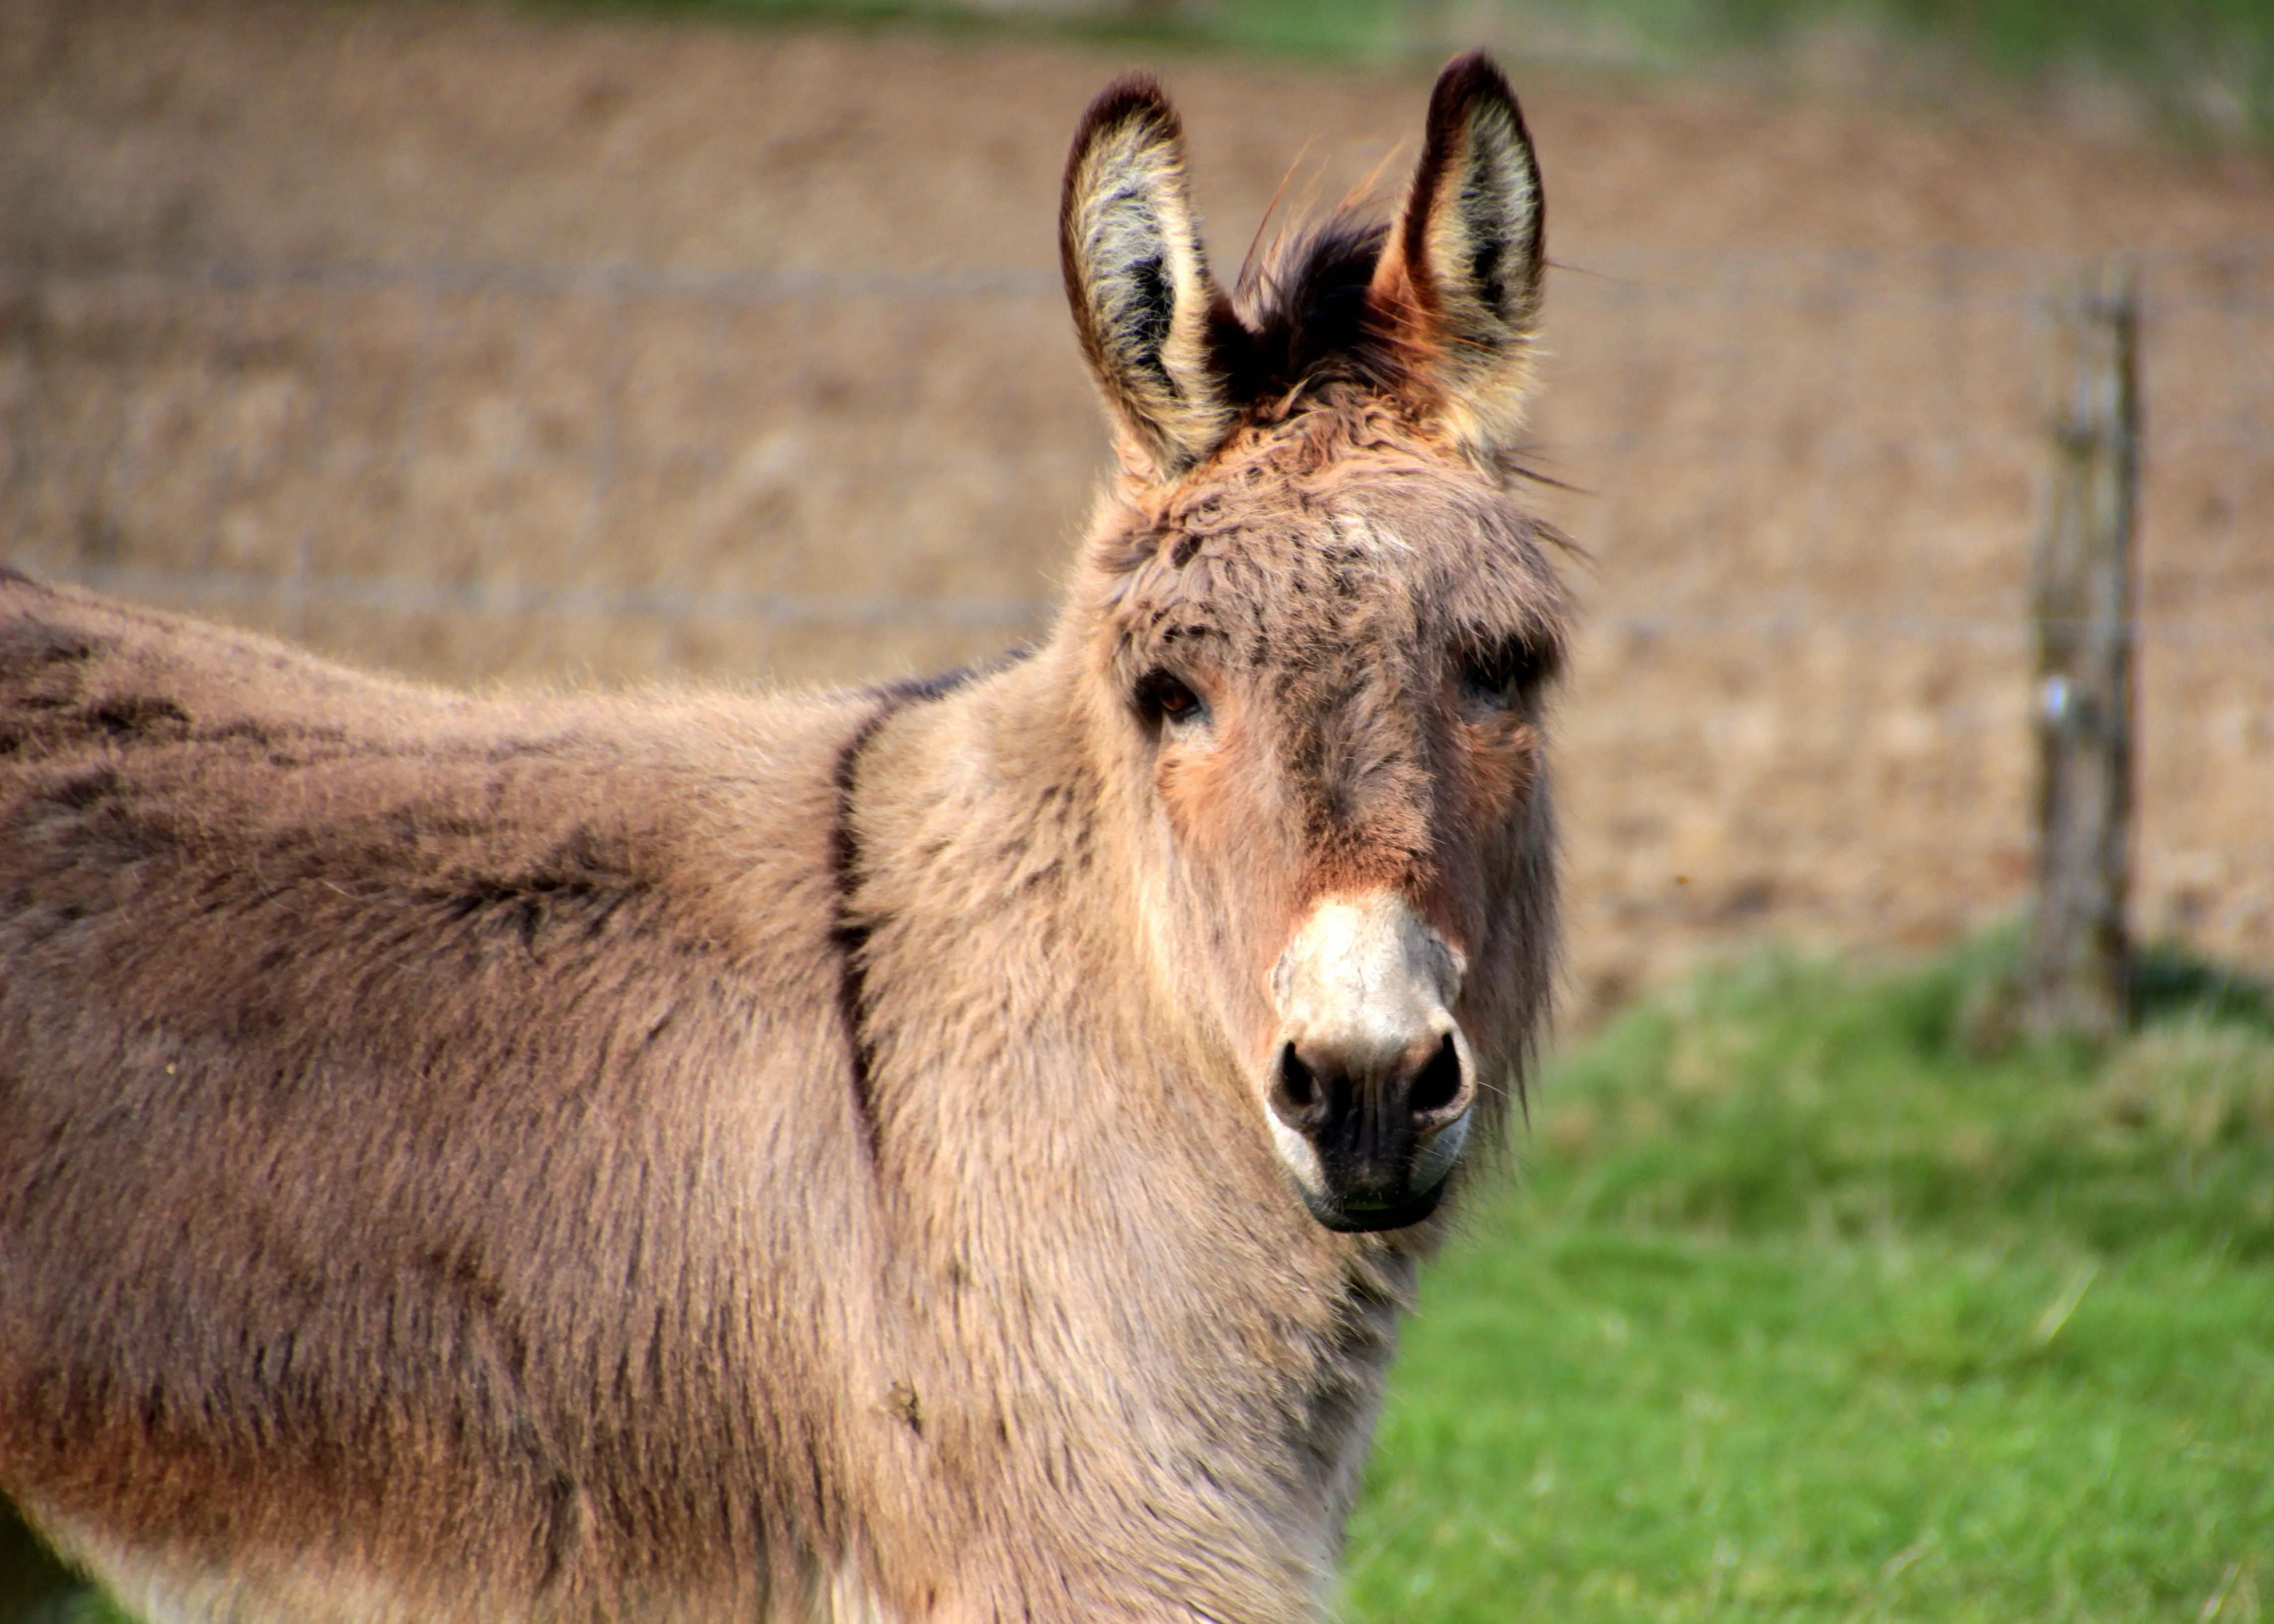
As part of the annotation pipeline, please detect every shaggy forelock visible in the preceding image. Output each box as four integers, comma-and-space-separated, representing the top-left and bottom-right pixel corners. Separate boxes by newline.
1095, 405, 1567, 689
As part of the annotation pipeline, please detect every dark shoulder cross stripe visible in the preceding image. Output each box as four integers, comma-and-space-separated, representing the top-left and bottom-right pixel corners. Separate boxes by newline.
827, 669, 974, 1160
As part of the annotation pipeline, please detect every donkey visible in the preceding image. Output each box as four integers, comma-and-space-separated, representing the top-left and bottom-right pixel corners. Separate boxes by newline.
0, 52, 1565, 1624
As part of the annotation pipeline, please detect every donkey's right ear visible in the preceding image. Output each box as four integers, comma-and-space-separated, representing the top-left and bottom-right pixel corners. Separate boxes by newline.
1060, 77, 1234, 483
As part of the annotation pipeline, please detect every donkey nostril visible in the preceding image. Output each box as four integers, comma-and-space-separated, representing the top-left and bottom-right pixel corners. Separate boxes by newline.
1407, 1034, 1464, 1118
1271, 1043, 1323, 1124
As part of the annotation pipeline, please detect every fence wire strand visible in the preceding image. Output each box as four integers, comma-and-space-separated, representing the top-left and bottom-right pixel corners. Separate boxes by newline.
2, 244, 2269, 985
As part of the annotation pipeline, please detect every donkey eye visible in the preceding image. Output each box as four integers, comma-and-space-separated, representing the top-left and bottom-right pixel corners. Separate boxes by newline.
1134, 670, 1208, 730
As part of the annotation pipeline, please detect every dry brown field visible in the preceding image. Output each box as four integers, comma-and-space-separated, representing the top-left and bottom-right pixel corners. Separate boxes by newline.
3, 0, 2271, 1018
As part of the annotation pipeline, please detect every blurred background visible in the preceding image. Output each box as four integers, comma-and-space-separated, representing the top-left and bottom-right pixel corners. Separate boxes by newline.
2, 0, 2270, 1619
4, 0, 2271, 1016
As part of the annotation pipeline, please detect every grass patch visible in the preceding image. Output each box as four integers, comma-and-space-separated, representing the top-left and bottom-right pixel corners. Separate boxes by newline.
1342, 937, 2274, 1623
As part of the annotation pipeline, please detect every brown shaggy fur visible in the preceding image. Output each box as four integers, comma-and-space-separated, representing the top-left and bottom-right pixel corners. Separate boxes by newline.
0, 54, 1563, 1624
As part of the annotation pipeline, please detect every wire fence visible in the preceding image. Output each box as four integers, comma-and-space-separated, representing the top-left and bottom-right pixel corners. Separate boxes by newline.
2, 241, 2269, 1005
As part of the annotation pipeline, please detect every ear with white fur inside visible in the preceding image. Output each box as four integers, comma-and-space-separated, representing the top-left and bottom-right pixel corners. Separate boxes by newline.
1370, 51, 1546, 460
1059, 75, 1234, 482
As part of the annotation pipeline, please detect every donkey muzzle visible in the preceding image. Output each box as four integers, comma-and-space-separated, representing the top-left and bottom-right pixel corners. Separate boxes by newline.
1265, 893, 1475, 1233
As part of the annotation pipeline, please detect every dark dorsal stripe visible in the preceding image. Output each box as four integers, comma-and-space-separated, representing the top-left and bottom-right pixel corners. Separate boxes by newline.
827, 670, 973, 1160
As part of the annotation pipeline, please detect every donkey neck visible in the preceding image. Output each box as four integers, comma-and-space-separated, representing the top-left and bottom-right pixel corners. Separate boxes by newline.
829, 648, 1415, 1608
833, 642, 1153, 1084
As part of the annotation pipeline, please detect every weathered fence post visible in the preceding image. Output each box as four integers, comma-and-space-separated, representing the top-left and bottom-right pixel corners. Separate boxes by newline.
2026, 260, 2138, 1037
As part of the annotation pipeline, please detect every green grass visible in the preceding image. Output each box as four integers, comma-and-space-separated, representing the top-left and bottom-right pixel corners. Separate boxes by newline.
502, 0, 2274, 146
1341, 939, 2274, 1623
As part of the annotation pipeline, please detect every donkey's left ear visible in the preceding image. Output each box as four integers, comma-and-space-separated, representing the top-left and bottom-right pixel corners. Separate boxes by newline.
1060, 76, 1234, 483
1370, 53, 1545, 458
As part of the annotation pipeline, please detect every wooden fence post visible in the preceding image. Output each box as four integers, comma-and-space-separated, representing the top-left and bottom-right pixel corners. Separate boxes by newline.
2026, 260, 2139, 1037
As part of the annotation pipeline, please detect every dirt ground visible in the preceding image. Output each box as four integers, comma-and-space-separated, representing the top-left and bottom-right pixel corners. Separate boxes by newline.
2, 0, 2270, 1015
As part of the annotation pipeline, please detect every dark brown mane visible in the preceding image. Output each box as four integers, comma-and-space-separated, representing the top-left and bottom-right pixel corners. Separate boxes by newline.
1216, 211, 1401, 412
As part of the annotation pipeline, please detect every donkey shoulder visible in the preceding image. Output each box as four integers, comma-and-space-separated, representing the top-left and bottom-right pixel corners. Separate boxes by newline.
0, 574, 885, 1598
0, 570, 881, 1294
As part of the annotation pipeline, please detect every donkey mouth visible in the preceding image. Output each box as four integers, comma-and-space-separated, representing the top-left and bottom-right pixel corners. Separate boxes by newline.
1293, 1174, 1455, 1234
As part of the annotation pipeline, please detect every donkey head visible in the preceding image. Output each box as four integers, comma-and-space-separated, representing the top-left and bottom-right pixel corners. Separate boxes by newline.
1057, 55, 1564, 1233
